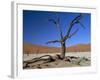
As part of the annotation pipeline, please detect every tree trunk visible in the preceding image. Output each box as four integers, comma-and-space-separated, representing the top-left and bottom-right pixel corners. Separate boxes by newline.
61, 42, 66, 59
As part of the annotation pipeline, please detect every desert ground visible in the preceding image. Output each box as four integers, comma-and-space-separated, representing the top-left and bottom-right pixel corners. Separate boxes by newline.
23, 52, 91, 69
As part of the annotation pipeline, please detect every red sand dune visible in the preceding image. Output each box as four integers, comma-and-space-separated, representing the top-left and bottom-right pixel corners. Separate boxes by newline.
67, 44, 91, 52
23, 43, 91, 54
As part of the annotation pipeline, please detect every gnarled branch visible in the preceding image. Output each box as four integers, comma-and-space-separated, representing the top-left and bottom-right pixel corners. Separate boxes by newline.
79, 22, 85, 29
46, 40, 60, 44
71, 14, 82, 25
23, 55, 55, 68
48, 19, 57, 24
63, 14, 84, 41
48, 17, 63, 39
63, 29, 79, 40
68, 29, 79, 39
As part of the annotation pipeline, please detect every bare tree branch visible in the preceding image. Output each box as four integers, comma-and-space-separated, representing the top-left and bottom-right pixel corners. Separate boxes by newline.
63, 29, 79, 40
46, 40, 60, 44
63, 14, 83, 41
48, 19, 57, 24
48, 18, 63, 39
79, 22, 85, 29
57, 17, 63, 39
71, 14, 82, 25
68, 29, 79, 39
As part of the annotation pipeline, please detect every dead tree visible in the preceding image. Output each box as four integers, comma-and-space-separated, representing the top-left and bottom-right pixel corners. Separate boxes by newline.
46, 14, 85, 59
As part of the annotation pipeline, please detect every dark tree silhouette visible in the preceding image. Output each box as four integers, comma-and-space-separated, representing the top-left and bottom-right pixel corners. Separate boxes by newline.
46, 14, 85, 59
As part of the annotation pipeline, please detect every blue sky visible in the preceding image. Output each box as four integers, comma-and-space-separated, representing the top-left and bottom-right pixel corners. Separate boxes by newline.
23, 10, 91, 47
